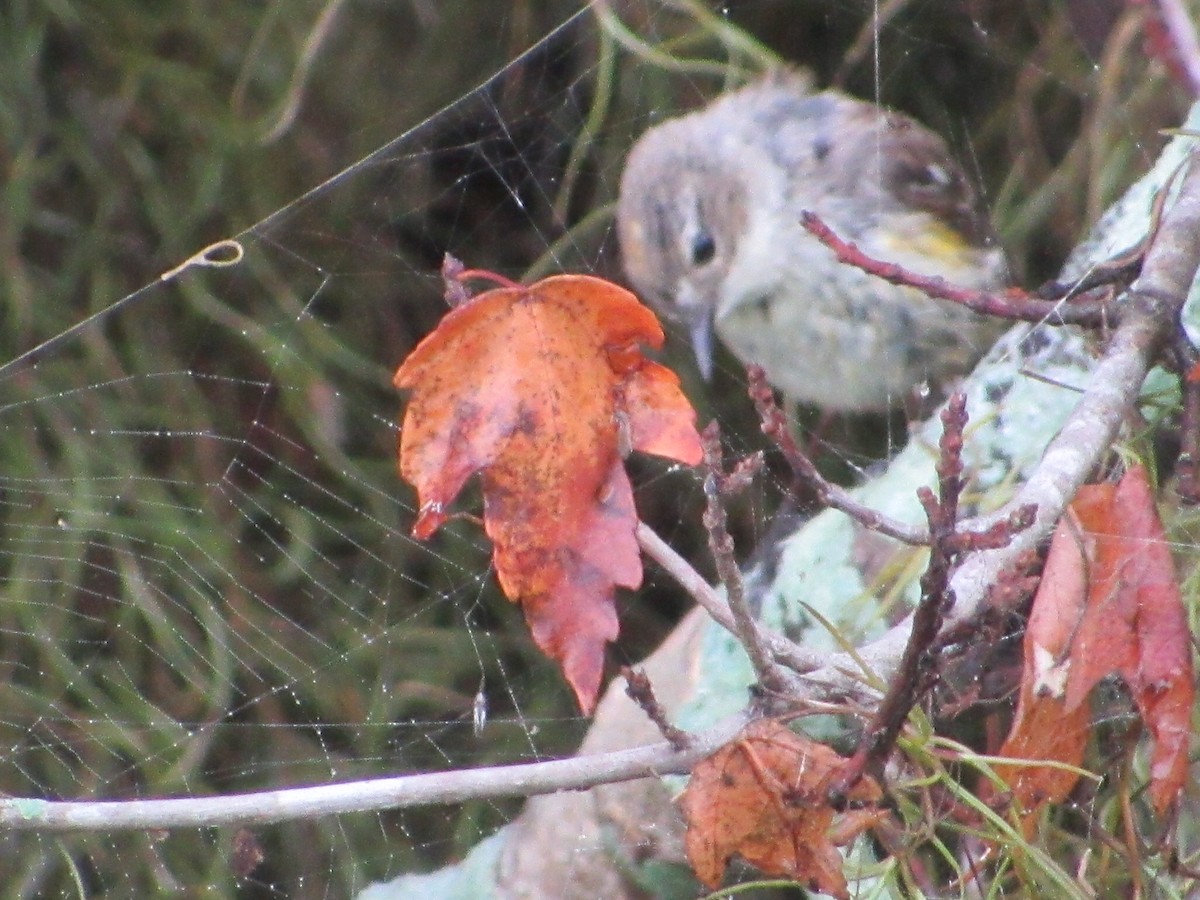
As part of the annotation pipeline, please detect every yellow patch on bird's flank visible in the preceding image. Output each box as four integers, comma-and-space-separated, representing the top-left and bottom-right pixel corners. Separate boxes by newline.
881, 220, 974, 268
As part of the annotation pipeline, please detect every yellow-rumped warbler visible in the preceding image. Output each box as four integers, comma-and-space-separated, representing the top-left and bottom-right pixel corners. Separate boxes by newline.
616, 73, 1008, 413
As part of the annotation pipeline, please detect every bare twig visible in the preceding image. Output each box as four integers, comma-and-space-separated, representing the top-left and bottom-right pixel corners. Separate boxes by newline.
827, 395, 970, 801
701, 422, 777, 687
751, 367, 1037, 550
801, 212, 1113, 326
635, 522, 822, 673
0, 712, 750, 832
622, 667, 690, 751
950, 505, 1038, 553
750, 368, 931, 545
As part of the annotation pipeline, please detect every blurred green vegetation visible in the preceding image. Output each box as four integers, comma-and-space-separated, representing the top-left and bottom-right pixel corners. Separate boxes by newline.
0, 0, 1195, 897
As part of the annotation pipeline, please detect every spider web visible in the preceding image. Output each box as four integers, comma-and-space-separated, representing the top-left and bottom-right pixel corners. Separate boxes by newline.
0, 1, 1189, 897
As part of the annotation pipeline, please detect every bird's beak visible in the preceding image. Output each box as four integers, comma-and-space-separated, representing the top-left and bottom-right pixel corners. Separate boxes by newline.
689, 313, 716, 381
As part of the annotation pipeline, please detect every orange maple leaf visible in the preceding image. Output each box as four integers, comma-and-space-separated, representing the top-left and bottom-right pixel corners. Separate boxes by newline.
993, 464, 1194, 821
681, 720, 884, 898
394, 272, 702, 713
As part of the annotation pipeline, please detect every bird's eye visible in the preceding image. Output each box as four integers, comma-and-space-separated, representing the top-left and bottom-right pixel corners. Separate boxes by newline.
923, 163, 952, 186
904, 162, 952, 189
690, 229, 717, 266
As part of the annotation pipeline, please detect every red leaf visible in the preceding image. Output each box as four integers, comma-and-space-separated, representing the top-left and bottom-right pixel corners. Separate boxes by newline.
990, 506, 1092, 825
994, 466, 1194, 818
395, 273, 702, 712
1112, 466, 1194, 813
1063, 468, 1193, 812
1061, 482, 1136, 711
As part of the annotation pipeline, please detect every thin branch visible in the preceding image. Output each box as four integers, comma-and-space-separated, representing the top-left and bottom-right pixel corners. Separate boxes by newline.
701, 422, 776, 685
636, 522, 823, 673
750, 367, 1036, 550
827, 395, 970, 801
622, 667, 691, 751
800, 211, 1113, 326
0, 712, 749, 832
750, 368, 930, 545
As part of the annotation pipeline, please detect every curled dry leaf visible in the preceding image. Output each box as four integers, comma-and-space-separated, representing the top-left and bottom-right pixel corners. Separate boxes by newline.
395, 273, 702, 713
989, 504, 1091, 826
681, 719, 884, 898
994, 464, 1194, 822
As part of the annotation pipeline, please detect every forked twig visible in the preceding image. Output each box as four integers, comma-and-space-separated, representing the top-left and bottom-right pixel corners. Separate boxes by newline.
750, 368, 1037, 549
635, 523, 822, 674
749, 368, 930, 545
825, 395, 1031, 802
701, 422, 779, 689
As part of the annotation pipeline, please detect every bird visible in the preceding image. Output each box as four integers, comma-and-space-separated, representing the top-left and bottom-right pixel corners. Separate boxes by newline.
615, 73, 1008, 414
